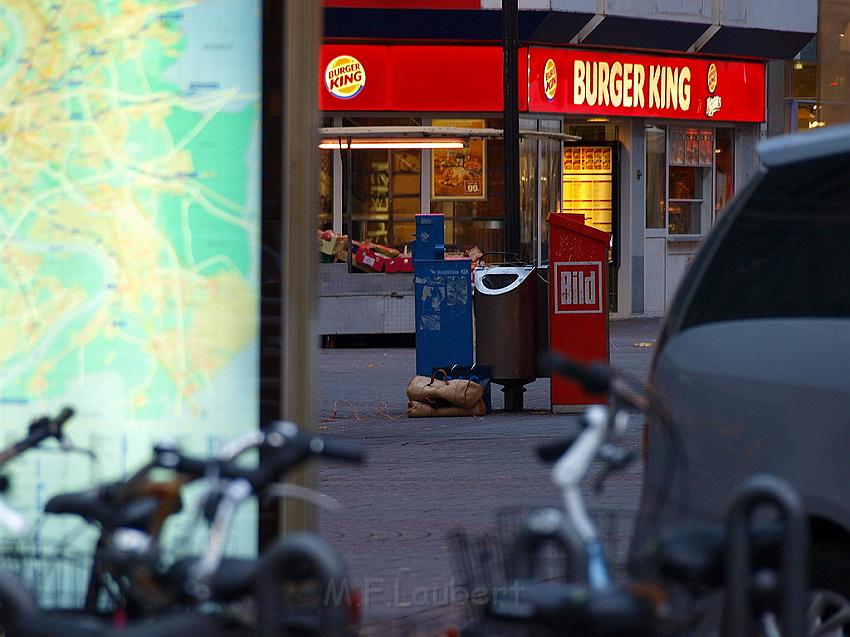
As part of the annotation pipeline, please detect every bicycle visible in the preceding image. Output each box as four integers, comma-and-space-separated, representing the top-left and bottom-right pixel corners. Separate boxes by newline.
0, 407, 78, 535
0, 420, 365, 637
449, 353, 810, 637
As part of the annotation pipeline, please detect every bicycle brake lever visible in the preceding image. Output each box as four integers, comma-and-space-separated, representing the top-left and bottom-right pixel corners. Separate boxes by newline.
264, 482, 341, 511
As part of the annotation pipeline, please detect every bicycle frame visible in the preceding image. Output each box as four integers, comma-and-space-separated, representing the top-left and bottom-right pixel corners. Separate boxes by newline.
551, 405, 615, 589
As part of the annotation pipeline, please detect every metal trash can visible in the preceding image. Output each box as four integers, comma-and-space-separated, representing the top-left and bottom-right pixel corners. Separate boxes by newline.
473, 265, 538, 410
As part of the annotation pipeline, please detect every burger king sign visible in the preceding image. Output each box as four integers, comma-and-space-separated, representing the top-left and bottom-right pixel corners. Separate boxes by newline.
543, 58, 557, 101
325, 55, 366, 99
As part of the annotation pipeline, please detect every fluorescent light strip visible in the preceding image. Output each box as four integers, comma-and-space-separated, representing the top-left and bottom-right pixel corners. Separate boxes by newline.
320, 140, 465, 150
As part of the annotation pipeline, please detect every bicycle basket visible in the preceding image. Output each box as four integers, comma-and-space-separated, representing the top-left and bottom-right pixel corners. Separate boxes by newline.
448, 505, 637, 635
0, 545, 101, 610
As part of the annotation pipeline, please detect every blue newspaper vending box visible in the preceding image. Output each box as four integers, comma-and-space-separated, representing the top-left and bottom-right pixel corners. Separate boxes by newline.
412, 214, 445, 261
414, 259, 473, 376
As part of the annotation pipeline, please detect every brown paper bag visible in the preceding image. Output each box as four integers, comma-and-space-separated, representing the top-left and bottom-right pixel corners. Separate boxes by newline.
407, 399, 486, 418
406, 370, 484, 410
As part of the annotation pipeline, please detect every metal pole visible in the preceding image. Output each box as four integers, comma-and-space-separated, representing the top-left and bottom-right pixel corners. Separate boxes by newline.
502, 0, 520, 258
280, 0, 322, 534
502, 0, 525, 411
346, 141, 353, 272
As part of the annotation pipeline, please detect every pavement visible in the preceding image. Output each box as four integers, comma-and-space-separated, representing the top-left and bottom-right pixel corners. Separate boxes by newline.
317, 318, 662, 634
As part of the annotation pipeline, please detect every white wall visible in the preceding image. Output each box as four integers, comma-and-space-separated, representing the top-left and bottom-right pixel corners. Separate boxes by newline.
531, 0, 816, 33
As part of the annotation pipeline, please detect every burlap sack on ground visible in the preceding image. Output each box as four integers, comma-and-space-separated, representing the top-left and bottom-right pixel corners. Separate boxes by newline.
407, 399, 486, 418
405, 371, 484, 410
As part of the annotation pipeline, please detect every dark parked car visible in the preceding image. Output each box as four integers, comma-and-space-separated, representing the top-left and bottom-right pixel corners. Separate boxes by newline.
633, 123, 850, 607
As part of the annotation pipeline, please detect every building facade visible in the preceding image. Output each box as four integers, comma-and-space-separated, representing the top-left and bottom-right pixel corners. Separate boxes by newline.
319, 0, 816, 329
784, 0, 849, 133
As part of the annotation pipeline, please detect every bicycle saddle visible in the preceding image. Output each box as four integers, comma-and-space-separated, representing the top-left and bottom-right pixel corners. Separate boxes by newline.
162, 556, 259, 602
45, 490, 160, 531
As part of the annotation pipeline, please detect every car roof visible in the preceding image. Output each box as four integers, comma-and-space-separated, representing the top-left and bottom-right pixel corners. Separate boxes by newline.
759, 121, 850, 169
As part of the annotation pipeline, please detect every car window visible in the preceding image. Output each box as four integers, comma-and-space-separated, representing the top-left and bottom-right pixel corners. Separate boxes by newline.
681, 157, 850, 330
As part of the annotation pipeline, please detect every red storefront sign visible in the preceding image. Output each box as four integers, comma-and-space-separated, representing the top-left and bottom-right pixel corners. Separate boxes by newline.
528, 47, 765, 122
319, 44, 765, 123
320, 44, 528, 112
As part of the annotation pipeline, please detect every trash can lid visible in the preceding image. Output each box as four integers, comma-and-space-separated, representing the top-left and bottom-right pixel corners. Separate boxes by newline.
474, 265, 536, 295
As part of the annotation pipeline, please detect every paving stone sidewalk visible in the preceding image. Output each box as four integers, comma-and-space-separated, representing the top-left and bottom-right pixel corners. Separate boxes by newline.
317, 318, 662, 633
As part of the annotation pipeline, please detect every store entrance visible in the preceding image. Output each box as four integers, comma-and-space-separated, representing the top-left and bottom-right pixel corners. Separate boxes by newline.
643, 124, 736, 314
564, 122, 621, 312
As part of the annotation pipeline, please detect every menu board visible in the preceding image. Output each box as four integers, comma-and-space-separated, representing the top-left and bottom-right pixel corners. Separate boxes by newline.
0, 0, 261, 565
431, 118, 486, 200
562, 147, 613, 233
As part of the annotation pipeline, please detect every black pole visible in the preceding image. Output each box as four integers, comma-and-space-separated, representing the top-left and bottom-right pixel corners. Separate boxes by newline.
502, 0, 520, 258
502, 0, 525, 412
345, 141, 353, 272
259, 0, 284, 546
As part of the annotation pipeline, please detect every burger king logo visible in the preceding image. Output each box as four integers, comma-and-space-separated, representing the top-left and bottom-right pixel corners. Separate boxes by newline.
325, 55, 365, 99
543, 58, 558, 101
707, 63, 718, 94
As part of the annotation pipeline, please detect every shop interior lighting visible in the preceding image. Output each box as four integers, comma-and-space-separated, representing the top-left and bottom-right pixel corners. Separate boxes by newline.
319, 126, 580, 147
320, 138, 466, 150
586, 117, 610, 123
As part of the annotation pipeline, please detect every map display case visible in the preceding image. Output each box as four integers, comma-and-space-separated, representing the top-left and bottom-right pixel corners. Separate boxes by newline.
0, 0, 262, 565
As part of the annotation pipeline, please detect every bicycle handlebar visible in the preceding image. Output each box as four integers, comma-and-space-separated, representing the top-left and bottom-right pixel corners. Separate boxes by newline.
545, 352, 649, 412
154, 428, 364, 495
544, 353, 612, 394
0, 407, 76, 466
23, 407, 74, 449
310, 437, 365, 463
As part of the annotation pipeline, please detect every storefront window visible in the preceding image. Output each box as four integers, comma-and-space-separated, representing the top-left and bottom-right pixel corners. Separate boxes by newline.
567, 123, 619, 141
668, 127, 713, 235
785, 60, 817, 100
714, 128, 735, 216
431, 118, 504, 256
782, 5, 850, 134
519, 117, 538, 263
645, 125, 666, 229
343, 117, 421, 251
539, 119, 562, 263
319, 116, 336, 233
319, 148, 333, 231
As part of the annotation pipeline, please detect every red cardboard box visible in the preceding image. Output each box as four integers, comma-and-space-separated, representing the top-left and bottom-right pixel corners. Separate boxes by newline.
385, 256, 413, 273
353, 247, 385, 272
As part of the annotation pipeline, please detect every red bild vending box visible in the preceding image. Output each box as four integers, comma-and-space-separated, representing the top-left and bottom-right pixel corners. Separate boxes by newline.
548, 213, 610, 411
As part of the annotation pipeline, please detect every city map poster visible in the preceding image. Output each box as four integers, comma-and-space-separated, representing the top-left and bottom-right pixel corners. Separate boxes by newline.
431, 118, 487, 200
0, 0, 261, 559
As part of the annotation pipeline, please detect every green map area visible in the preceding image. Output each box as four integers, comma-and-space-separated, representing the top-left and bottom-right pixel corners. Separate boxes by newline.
0, 0, 260, 553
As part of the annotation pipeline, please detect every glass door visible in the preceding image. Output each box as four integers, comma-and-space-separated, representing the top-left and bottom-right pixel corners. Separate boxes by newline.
643, 124, 736, 313
667, 127, 713, 236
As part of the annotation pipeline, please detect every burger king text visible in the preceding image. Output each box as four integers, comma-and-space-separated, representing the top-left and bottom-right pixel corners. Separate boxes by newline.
573, 60, 693, 112
327, 63, 363, 90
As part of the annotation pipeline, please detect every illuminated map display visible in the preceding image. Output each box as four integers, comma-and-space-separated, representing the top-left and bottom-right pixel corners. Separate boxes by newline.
0, 0, 261, 555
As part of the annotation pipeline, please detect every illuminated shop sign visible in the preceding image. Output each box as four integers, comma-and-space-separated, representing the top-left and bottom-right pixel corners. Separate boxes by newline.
325, 54, 366, 98
543, 58, 557, 101
529, 48, 765, 123
317, 45, 763, 123
319, 44, 527, 112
